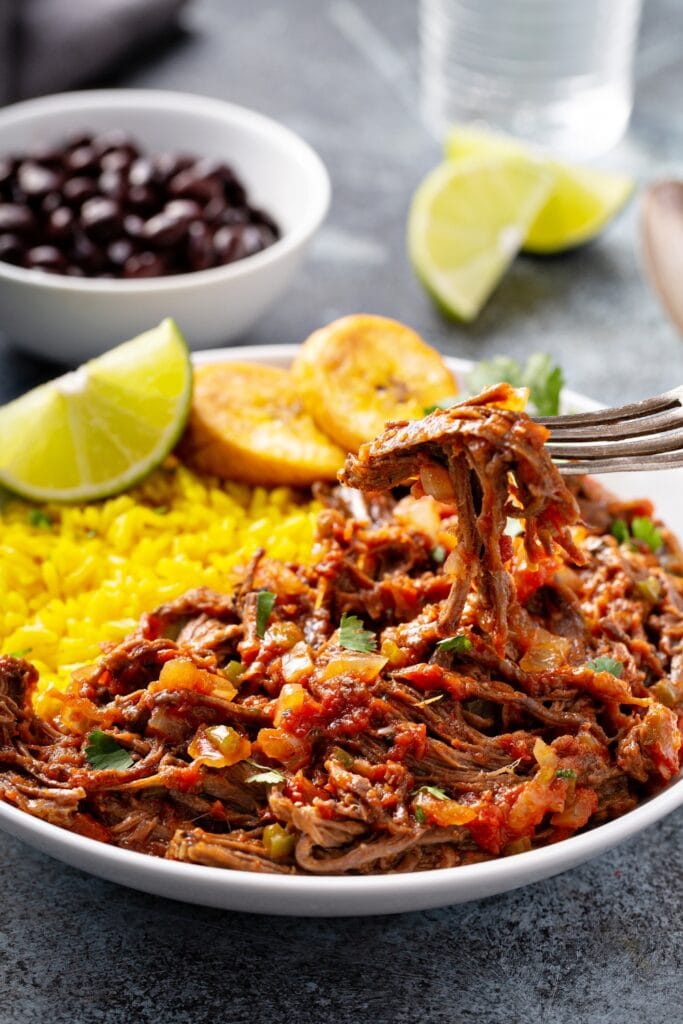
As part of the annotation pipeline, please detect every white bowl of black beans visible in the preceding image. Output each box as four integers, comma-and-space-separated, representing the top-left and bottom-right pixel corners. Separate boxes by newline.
0, 89, 330, 362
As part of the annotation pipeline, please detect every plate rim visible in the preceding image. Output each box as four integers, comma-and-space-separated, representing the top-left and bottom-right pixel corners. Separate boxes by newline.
1, 344, 679, 914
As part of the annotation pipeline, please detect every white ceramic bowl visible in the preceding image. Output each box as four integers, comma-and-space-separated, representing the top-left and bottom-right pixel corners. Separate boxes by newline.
1, 348, 682, 916
0, 90, 330, 362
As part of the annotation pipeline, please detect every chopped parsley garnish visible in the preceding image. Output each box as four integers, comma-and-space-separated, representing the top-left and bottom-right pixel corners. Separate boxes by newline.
586, 656, 623, 678
631, 516, 663, 553
414, 806, 427, 824
8, 646, 32, 658
339, 613, 377, 653
610, 518, 630, 544
436, 634, 473, 654
424, 397, 458, 415
468, 353, 564, 416
414, 785, 448, 800
85, 730, 134, 771
431, 544, 447, 564
28, 509, 51, 528
255, 590, 276, 639
245, 760, 285, 785
555, 768, 577, 780
153, 505, 169, 516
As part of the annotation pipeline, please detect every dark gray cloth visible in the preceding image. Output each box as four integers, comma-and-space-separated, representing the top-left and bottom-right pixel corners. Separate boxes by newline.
0, 0, 188, 104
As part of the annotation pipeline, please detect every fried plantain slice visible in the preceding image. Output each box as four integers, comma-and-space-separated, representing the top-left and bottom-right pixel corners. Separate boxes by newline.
179, 362, 346, 486
291, 314, 458, 452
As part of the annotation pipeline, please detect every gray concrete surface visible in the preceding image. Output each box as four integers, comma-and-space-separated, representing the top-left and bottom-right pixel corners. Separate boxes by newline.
1, 2, 683, 1022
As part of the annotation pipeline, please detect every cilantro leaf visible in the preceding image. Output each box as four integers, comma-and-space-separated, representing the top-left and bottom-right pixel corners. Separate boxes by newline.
28, 509, 51, 528
415, 806, 427, 824
414, 784, 448, 800
610, 518, 630, 544
468, 356, 522, 394
85, 730, 134, 771
631, 516, 663, 553
436, 634, 473, 653
255, 590, 276, 639
523, 353, 564, 417
339, 613, 377, 653
555, 768, 577, 780
585, 656, 623, 678
467, 353, 564, 416
245, 760, 285, 785
431, 544, 447, 564
424, 397, 459, 415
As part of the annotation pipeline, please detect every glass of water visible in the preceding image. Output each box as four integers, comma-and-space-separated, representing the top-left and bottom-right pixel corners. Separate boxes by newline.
419, 0, 643, 158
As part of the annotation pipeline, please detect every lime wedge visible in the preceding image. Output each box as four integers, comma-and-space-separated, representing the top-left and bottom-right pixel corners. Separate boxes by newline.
0, 319, 192, 502
407, 156, 553, 321
445, 125, 635, 254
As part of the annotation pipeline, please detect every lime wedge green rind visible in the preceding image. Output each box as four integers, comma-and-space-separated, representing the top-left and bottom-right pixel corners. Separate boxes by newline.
0, 318, 192, 503
408, 155, 554, 321
444, 125, 635, 254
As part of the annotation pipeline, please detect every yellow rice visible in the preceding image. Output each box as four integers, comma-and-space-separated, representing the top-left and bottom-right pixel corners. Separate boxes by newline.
0, 459, 319, 716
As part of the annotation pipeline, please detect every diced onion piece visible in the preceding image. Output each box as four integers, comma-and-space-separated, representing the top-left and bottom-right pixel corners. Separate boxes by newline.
419, 462, 454, 501
550, 787, 597, 829
274, 682, 306, 725
151, 658, 237, 701
257, 727, 310, 768
281, 642, 314, 684
394, 495, 442, 541
58, 696, 100, 734
321, 651, 388, 682
416, 793, 477, 827
264, 620, 304, 652
187, 724, 251, 768
263, 822, 296, 860
519, 629, 569, 674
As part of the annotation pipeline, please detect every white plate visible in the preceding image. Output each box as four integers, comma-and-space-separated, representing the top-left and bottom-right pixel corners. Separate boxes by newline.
2, 346, 682, 916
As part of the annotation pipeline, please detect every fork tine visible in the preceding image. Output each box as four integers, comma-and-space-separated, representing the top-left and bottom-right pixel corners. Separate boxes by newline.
555, 450, 683, 474
546, 425, 683, 459
534, 388, 682, 428
543, 405, 683, 442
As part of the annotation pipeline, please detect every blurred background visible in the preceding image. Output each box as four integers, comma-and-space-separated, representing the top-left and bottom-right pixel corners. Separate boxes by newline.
1, 0, 682, 399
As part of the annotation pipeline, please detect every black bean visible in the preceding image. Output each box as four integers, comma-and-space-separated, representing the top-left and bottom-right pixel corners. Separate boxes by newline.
128, 157, 155, 188
25, 245, 66, 272
65, 146, 99, 175
0, 203, 35, 233
213, 225, 243, 263
142, 209, 191, 247
250, 207, 280, 236
219, 205, 249, 227
240, 224, 267, 258
165, 198, 203, 220
70, 232, 107, 274
98, 170, 128, 201
100, 149, 135, 175
107, 238, 136, 267
122, 251, 167, 278
80, 197, 122, 242
47, 206, 75, 240
127, 184, 160, 215
186, 221, 215, 271
123, 213, 145, 239
0, 232, 25, 264
152, 152, 193, 183
17, 162, 62, 197
168, 166, 222, 203
42, 192, 63, 215
93, 131, 139, 160
63, 176, 98, 207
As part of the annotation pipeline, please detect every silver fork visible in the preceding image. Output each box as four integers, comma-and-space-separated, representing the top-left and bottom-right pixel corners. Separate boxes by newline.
534, 386, 683, 474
